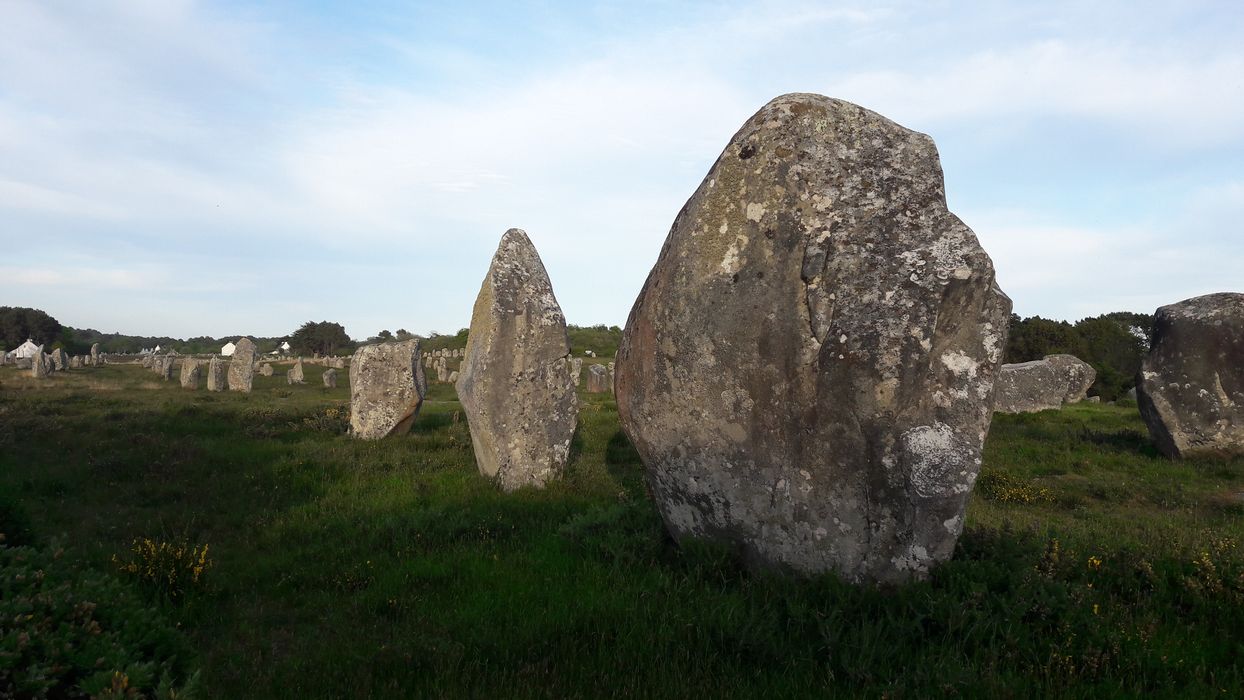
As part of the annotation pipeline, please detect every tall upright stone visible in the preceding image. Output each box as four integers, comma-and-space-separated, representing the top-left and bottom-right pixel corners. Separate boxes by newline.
323, 368, 338, 388
228, 337, 257, 393
349, 340, 426, 439
616, 94, 1011, 584
570, 357, 583, 385
51, 349, 68, 372
31, 346, 49, 379
1137, 293, 1244, 458
157, 356, 174, 381
206, 356, 227, 392
90, 343, 100, 365
179, 359, 202, 389
456, 229, 578, 491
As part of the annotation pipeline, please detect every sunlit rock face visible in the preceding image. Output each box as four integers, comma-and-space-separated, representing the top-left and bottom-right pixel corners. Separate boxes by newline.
616, 93, 1011, 585
1137, 293, 1244, 459
457, 229, 578, 492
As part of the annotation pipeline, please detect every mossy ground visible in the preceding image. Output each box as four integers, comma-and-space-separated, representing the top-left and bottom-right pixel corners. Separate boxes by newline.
1, 363, 1242, 698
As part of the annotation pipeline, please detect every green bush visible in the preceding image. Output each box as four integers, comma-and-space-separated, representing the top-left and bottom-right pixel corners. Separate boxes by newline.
0, 539, 200, 698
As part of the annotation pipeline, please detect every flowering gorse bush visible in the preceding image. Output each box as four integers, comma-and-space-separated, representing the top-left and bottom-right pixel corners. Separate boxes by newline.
112, 538, 211, 601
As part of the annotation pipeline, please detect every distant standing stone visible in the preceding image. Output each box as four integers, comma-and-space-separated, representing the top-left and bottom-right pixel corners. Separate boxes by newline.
228, 338, 257, 393
349, 339, 427, 439
993, 354, 1096, 413
205, 356, 226, 391
586, 364, 609, 393
323, 368, 338, 388
615, 94, 1011, 584
456, 229, 578, 491
70, 355, 83, 369
90, 342, 100, 363
158, 356, 174, 381
289, 358, 306, 384
1137, 293, 1244, 458
447, 370, 458, 383
180, 359, 201, 389
259, 363, 274, 376
52, 349, 68, 372
570, 357, 583, 385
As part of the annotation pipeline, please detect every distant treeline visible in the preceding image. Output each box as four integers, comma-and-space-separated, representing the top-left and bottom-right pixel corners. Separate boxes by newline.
2, 305, 1147, 398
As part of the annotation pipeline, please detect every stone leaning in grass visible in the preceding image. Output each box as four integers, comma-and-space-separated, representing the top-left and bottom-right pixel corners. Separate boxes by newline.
616, 93, 1011, 585
1137, 292, 1244, 458
349, 339, 426, 439
456, 229, 578, 492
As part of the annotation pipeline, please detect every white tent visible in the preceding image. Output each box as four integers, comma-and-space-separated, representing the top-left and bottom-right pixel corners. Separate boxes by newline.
221, 341, 236, 357
7, 339, 41, 359
268, 341, 290, 356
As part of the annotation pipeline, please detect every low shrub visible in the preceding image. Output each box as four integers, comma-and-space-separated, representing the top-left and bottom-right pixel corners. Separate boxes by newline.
1, 539, 200, 698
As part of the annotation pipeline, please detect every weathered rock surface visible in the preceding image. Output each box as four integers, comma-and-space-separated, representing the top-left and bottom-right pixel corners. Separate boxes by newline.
1137, 293, 1244, 458
157, 356, 174, 381
31, 347, 49, 378
90, 343, 100, 363
228, 338, 257, 392
993, 354, 1096, 413
570, 357, 583, 385
615, 94, 1011, 584
289, 358, 305, 384
456, 229, 578, 491
206, 356, 227, 392
259, 363, 274, 377
51, 349, 68, 371
323, 368, 338, 388
586, 364, 610, 393
180, 359, 201, 389
349, 340, 427, 439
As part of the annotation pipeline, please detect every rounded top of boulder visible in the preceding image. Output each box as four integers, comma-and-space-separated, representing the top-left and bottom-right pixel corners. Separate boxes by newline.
1157, 292, 1244, 320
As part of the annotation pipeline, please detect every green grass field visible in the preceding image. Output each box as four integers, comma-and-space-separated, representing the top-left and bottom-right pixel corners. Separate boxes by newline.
2, 362, 1242, 698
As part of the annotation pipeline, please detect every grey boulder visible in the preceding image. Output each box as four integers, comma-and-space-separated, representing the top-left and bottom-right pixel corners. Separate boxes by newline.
1137, 293, 1244, 458
992, 354, 1096, 413
615, 94, 1011, 584
349, 339, 427, 439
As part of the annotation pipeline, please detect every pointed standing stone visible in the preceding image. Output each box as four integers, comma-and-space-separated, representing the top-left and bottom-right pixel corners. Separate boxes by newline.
616, 94, 1011, 584
289, 358, 306, 384
350, 339, 426, 439
228, 338, 257, 393
31, 346, 49, 378
456, 229, 578, 491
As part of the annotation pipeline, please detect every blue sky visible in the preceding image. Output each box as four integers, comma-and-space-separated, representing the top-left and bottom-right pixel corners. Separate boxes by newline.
1, 1, 1241, 340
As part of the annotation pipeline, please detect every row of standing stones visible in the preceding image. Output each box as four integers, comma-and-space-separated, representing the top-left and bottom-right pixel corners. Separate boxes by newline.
4, 342, 104, 375
10, 93, 1239, 584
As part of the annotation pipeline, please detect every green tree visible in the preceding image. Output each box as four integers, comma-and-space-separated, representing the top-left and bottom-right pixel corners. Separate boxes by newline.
290, 321, 352, 356
0, 306, 63, 349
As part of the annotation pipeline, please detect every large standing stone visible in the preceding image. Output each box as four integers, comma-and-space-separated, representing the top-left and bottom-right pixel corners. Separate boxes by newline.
90, 342, 100, 364
31, 347, 49, 378
586, 364, 610, 393
349, 340, 427, 439
323, 368, 338, 388
228, 337, 257, 393
206, 356, 227, 392
615, 94, 1011, 584
992, 354, 1096, 413
1137, 293, 1244, 458
289, 358, 306, 384
456, 229, 578, 491
180, 359, 202, 389
570, 357, 583, 385
69, 355, 84, 369
142, 355, 154, 369
157, 356, 174, 381
51, 349, 68, 371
